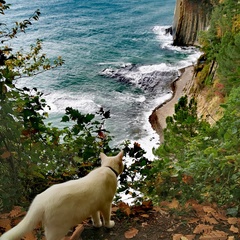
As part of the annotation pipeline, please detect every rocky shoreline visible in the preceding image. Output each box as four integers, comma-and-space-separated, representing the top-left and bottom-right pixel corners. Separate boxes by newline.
149, 65, 194, 143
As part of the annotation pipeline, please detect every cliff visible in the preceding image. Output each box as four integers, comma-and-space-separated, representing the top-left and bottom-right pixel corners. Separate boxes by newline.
172, 0, 213, 46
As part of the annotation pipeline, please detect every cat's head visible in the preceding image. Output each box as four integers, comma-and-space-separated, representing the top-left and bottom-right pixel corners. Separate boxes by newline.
100, 150, 124, 176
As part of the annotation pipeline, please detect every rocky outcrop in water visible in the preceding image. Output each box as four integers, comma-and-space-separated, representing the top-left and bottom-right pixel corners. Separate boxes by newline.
172, 0, 213, 46
101, 64, 179, 94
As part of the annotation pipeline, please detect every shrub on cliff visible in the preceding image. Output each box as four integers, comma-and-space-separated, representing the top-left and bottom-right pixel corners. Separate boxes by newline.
0, 2, 116, 211
145, 92, 240, 206
199, 0, 240, 95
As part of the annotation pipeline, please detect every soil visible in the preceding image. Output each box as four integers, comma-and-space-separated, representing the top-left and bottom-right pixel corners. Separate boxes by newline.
77, 201, 240, 240
81, 208, 193, 240
1, 201, 239, 240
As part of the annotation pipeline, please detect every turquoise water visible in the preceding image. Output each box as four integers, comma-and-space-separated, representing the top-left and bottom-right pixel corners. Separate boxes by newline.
6, 0, 200, 154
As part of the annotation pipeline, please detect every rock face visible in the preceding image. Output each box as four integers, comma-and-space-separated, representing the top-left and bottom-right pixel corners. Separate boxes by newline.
172, 0, 213, 46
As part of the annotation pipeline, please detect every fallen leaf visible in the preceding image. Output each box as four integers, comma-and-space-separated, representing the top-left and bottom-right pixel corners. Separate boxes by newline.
182, 174, 193, 184
172, 234, 183, 240
141, 222, 148, 227
228, 218, 238, 225
192, 203, 205, 217
153, 206, 168, 215
229, 225, 239, 234
199, 230, 228, 240
0, 219, 11, 230
118, 202, 131, 216
173, 234, 195, 240
1, 151, 11, 159
111, 206, 119, 213
124, 228, 139, 239
202, 215, 218, 225
211, 211, 228, 221
9, 206, 25, 218
228, 236, 235, 240
140, 214, 149, 218
203, 206, 216, 214
193, 224, 213, 234
184, 235, 196, 240
70, 224, 84, 240
0, 219, 11, 229
23, 232, 36, 240
188, 218, 199, 224
166, 199, 179, 209
142, 200, 153, 210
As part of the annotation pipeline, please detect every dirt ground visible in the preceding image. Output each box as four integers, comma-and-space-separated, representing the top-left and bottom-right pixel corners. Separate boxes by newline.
1, 201, 239, 240
80, 201, 240, 240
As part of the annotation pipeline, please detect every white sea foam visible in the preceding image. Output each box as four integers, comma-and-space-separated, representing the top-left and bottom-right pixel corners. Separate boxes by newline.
152, 25, 173, 49
44, 91, 99, 114
152, 25, 202, 68
138, 63, 177, 74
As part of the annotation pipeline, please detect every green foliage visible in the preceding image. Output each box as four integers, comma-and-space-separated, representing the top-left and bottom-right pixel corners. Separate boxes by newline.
0, 3, 118, 211
144, 92, 240, 206
199, 0, 240, 94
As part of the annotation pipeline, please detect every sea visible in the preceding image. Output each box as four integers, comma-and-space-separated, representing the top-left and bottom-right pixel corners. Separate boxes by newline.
5, 0, 201, 158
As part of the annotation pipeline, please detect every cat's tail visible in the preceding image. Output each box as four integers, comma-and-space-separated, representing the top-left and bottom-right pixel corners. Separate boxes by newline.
0, 196, 44, 240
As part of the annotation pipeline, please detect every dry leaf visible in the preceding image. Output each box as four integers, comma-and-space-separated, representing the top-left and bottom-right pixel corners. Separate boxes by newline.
202, 215, 218, 225
193, 224, 213, 234
188, 218, 199, 224
153, 206, 168, 215
111, 206, 119, 213
23, 232, 36, 240
182, 174, 193, 184
228, 236, 235, 240
173, 234, 183, 240
211, 211, 228, 221
124, 228, 139, 239
203, 206, 216, 214
9, 206, 25, 218
1, 151, 11, 159
184, 235, 196, 240
141, 214, 149, 218
199, 230, 228, 240
141, 222, 148, 227
228, 218, 238, 225
173, 234, 195, 240
168, 199, 179, 209
70, 224, 84, 240
229, 225, 239, 233
118, 202, 131, 216
192, 203, 204, 216
0, 219, 11, 230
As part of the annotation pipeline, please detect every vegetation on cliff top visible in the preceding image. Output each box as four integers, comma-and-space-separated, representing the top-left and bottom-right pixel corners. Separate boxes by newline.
0, 0, 239, 217
145, 0, 240, 208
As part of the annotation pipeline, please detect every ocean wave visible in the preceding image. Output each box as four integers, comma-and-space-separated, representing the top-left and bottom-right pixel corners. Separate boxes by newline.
100, 63, 179, 93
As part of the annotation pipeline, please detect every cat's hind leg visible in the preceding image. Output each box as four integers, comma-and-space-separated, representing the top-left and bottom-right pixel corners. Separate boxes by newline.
101, 204, 115, 228
91, 211, 102, 227
44, 225, 69, 240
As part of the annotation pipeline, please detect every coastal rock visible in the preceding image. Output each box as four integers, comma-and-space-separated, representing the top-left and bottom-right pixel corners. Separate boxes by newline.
172, 0, 213, 46
101, 64, 179, 94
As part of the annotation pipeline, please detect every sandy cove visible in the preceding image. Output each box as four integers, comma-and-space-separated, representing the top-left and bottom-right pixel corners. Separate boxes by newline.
149, 65, 194, 143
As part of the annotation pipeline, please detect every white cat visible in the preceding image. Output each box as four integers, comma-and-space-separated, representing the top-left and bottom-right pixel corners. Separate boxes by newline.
0, 150, 124, 240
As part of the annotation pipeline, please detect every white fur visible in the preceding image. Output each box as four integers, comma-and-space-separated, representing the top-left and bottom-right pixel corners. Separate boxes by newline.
0, 151, 124, 240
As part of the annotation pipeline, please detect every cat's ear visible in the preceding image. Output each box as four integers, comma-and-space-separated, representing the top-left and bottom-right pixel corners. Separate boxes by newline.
100, 152, 107, 161
117, 150, 124, 161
